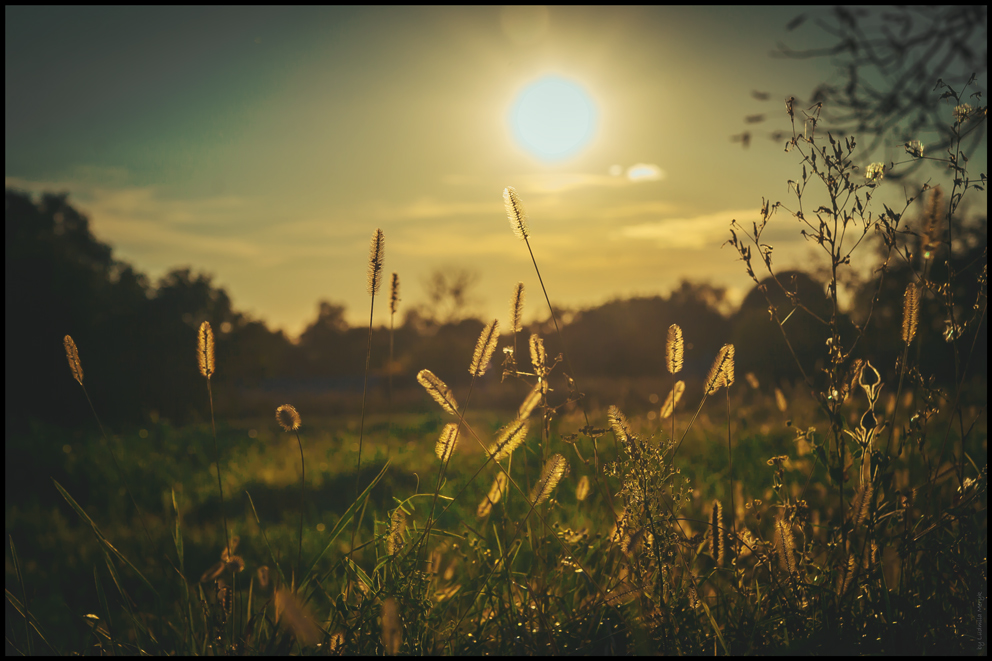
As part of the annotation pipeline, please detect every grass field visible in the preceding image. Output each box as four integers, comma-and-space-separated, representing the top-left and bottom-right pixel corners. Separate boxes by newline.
5, 91, 988, 655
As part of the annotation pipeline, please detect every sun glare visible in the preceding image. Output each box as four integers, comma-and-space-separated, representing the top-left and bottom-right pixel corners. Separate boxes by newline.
510, 75, 597, 161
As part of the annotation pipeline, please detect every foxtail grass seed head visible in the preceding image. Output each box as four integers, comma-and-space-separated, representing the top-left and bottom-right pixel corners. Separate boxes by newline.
489, 418, 528, 462
435, 423, 459, 463
469, 319, 500, 377
276, 404, 301, 432
64, 335, 84, 385
666, 324, 684, 374
417, 369, 458, 415
518, 381, 542, 420
530, 454, 568, 506
709, 501, 725, 567
704, 344, 735, 395
608, 405, 633, 444
775, 516, 797, 574
257, 566, 270, 589
509, 282, 525, 333
576, 475, 590, 501
774, 387, 788, 412
198, 321, 215, 379
381, 597, 402, 656
902, 283, 920, 345
503, 186, 528, 240
922, 187, 945, 259
660, 381, 685, 419
529, 333, 546, 375
367, 229, 385, 296
389, 273, 400, 315
275, 588, 322, 647
387, 508, 406, 556
478, 471, 509, 517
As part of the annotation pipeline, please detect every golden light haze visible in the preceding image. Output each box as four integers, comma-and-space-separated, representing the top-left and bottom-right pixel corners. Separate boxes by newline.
9, 7, 973, 337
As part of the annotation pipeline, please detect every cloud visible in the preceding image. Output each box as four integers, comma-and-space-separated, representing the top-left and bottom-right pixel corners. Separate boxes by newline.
615, 208, 757, 250
625, 163, 665, 182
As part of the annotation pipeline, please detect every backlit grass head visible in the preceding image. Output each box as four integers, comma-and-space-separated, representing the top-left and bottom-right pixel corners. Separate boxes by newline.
902, 283, 919, 345
469, 319, 500, 377
530, 454, 568, 506
390, 273, 400, 315
503, 186, 528, 240
63, 335, 83, 385
509, 282, 525, 333
660, 381, 685, 418
666, 324, 684, 374
197, 321, 215, 379
435, 423, 459, 463
276, 404, 301, 432
704, 344, 735, 395
417, 369, 458, 415
367, 229, 385, 296
489, 418, 528, 462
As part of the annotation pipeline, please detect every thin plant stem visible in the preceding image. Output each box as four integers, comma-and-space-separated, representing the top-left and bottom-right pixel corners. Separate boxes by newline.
206, 378, 230, 564
351, 292, 377, 555
294, 429, 305, 590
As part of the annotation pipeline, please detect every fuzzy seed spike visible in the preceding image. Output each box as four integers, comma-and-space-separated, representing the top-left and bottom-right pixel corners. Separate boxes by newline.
902, 283, 919, 345
704, 344, 735, 395
389, 273, 400, 315
517, 381, 542, 420
64, 335, 84, 385
469, 319, 500, 377
478, 472, 509, 517
666, 324, 684, 374
198, 321, 215, 379
503, 186, 528, 240
488, 418, 528, 462
367, 229, 385, 296
276, 404, 301, 431
709, 500, 725, 567
435, 423, 460, 463
660, 381, 685, 419
509, 282, 525, 333
575, 475, 590, 501
775, 516, 797, 574
530, 454, 568, 506
529, 333, 546, 375
387, 508, 406, 556
608, 405, 633, 444
417, 369, 458, 415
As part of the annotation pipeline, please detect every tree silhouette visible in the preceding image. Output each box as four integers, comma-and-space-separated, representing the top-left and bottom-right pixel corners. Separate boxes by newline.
739, 6, 987, 175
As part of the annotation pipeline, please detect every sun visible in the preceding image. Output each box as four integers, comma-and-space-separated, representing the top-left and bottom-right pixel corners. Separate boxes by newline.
509, 75, 597, 161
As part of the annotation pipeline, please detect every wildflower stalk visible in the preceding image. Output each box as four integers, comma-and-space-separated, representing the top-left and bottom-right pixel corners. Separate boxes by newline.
198, 322, 230, 561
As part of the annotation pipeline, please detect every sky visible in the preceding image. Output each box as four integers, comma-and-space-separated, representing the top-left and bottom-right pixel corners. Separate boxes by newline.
6, 6, 987, 337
